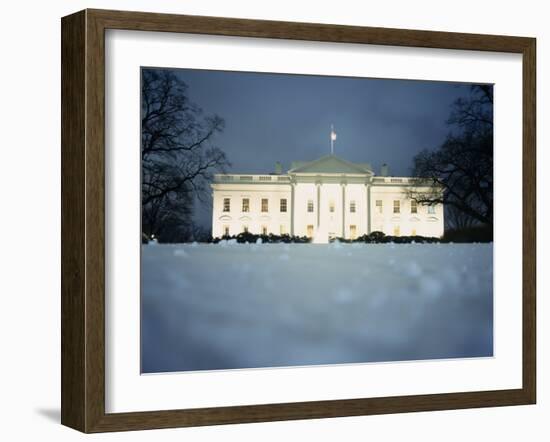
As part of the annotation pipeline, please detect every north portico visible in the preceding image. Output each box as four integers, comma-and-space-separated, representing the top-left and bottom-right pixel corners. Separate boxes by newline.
211, 154, 444, 243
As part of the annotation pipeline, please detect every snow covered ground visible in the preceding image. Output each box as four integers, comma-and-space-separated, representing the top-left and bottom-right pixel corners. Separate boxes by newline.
141, 242, 493, 373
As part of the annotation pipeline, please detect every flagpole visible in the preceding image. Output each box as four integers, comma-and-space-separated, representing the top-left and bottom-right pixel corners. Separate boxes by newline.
330, 124, 334, 155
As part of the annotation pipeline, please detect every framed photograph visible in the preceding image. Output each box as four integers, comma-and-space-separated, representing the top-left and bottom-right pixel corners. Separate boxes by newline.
61, 9, 536, 433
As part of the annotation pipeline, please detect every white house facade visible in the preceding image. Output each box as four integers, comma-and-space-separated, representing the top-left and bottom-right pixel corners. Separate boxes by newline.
211, 155, 444, 242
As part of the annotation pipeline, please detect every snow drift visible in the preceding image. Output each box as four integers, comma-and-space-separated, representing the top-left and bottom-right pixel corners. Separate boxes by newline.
141, 242, 493, 373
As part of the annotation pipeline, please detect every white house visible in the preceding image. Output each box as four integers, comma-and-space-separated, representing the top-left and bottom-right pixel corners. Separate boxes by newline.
211, 155, 444, 242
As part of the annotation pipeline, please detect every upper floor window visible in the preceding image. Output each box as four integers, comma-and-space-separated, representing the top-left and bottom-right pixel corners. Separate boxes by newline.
428, 205, 436, 214
329, 200, 335, 213
280, 198, 287, 212
376, 200, 383, 214
350, 200, 356, 213
411, 200, 418, 214
307, 200, 314, 212
261, 198, 269, 213
393, 200, 400, 214
242, 198, 250, 212
223, 198, 230, 212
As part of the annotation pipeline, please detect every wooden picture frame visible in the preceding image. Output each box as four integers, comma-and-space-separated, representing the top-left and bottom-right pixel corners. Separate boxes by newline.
61, 8, 536, 433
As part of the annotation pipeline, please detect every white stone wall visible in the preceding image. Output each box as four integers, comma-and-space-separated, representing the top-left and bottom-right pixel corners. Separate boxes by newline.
292, 183, 369, 239
319, 183, 344, 239
292, 182, 317, 237
345, 184, 369, 237
212, 179, 444, 240
370, 185, 444, 237
211, 183, 291, 237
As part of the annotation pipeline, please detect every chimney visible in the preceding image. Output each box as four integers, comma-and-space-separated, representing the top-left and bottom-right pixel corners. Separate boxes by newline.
275, 161, 283, 174
380, 163, 389, 177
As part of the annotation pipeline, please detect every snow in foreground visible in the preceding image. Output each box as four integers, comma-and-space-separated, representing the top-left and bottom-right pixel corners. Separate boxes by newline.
141, 242, 493, 373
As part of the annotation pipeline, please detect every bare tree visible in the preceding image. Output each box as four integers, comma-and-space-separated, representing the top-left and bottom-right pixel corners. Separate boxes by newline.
408, 85, 493, 225
141, 69, 230, 241
142, 188, 194, 242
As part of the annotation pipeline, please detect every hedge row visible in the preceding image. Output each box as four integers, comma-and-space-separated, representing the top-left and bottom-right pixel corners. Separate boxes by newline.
333, 231, 440, 244
209, 226, 492, 245
442, 225, 493, 243
212, 231, 440, 244
212, 232, 311, 244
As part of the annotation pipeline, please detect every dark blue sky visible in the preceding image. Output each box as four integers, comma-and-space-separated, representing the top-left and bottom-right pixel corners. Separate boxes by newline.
160, 68, 478, 228
173, 68, 472, 175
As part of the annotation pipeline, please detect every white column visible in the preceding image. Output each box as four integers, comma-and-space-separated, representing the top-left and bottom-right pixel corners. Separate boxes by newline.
290, 182, 295, 236
316, 182, 321, 228
366, 180, 372, 234
341, 182, 346, 238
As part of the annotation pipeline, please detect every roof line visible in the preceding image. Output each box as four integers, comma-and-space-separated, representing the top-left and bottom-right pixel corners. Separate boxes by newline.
288, 154, 372, 174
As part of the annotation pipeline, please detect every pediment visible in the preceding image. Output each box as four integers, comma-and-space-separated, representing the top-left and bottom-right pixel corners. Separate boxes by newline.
288, 155, 372, 175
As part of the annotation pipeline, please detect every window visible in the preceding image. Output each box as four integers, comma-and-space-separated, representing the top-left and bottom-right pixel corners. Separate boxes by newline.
393, 200, 400, 214
307, 199, 314, 212
350, 225, 357, 240
329, 200, 335, 213
280, 225, 286, 235
376, 200, 383, 214
307, 225, 314, 238
350, 200, 356, 213
223, 198, 230, 212
242, 198, 250, 212
411, 200, 417, 214
261, 225, 268, 235
393, 225, 400, 236
428, 205, 436, 214
243, 225, 249, 233
280, 198, 287, 212
223, 225, 230, 236
261, 198, 268, 213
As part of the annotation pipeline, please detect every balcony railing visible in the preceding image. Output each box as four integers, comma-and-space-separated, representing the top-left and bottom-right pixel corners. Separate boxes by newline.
214, 174, 291, 183
372, 177, 422, 184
